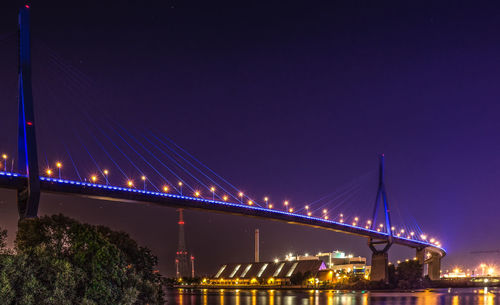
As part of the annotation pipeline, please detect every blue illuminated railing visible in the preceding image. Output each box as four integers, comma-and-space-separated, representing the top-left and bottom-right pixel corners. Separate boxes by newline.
0, 171, 22, 177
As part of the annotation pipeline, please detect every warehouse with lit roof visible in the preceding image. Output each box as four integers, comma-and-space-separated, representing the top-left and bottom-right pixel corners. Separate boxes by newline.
207, 260, 326, 286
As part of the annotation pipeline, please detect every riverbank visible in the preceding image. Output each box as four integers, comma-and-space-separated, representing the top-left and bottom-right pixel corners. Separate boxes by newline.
172, 278, 500, 291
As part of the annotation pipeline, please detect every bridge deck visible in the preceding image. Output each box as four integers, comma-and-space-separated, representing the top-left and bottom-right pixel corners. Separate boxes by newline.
0, 172, 445, 257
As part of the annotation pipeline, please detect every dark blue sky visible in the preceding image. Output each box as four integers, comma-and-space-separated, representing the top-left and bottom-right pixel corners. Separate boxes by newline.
1, 0, 500, 275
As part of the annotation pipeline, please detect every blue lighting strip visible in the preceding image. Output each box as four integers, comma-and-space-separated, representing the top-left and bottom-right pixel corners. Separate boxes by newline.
5, 173, 440, 253
0, 171, 22, 177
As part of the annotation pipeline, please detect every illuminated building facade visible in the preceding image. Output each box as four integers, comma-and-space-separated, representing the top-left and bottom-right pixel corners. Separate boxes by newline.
208, 260, 326, 286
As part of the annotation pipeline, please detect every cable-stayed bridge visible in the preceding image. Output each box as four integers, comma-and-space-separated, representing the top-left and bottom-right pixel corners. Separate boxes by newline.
0, 4, 445, 282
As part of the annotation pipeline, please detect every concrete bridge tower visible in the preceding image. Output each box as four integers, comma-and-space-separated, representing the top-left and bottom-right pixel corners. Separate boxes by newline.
368, 154, 393, 283
17, 3, 41, 219
368, 155, 442, 282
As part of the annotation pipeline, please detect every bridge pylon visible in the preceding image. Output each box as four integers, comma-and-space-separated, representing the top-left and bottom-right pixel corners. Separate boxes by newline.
17, 4, 41, 219
368, 154, 393, 283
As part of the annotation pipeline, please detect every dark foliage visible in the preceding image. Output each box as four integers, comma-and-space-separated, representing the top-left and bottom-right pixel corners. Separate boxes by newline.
0, 214, 165, 305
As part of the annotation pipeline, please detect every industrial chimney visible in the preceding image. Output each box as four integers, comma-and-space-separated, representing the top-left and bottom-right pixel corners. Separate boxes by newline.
255, 229, 259, 262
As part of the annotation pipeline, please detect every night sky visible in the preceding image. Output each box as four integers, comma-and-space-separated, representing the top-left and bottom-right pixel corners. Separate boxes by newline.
1, 0, 500, 276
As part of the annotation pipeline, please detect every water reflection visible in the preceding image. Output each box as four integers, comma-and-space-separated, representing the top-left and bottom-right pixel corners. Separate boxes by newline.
167, 287, 500, 305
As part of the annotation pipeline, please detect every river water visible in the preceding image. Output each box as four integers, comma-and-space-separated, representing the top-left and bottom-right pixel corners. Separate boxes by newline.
166, 288, 498, 305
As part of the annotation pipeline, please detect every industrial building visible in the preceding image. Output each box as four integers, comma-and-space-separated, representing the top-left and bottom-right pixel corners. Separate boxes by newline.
318, 251, 368, 275
208, 260, 326, 286
205, 229, 368, 286
206, 251, 369, 286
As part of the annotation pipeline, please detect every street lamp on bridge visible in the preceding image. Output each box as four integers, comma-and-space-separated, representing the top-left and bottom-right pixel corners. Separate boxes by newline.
210, 187, 216, 200
2, 154, 7, 172
56, 162, 62, 179
178, 181, 183, 195
103, 169, 109, 185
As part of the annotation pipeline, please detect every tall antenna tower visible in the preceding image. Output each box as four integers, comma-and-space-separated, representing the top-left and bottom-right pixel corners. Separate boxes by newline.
175, 209, 191, 278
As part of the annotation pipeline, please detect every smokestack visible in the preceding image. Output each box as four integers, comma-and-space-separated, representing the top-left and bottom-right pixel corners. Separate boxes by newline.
255, 229, 259, 262
190, 256, 195, 278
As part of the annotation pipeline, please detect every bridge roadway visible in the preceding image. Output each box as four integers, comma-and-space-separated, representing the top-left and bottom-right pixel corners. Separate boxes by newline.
0, 171, 446, 258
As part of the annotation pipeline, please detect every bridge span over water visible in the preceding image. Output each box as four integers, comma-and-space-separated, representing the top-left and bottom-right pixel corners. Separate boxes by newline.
0, 3, 446, 283
0, 169, 445, 281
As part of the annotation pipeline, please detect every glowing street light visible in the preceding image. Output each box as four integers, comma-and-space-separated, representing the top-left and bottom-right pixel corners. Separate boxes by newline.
2, 154, 7, 172
248, 200, 253, 206
488, 267, 495, 276
238, 192, 244, 203
289, 208, 294, 213
46, 168, 52, 176
264, 196, 269, 208
56, 162, 62, 179
307, 212, 312, 216
141, 175, 147, 190
103, 169, 109, 185
210, 187, 216, 200
268, 204, 273, 209
194, 191, 200, 197
284, 200, 289, 207
163, 185, 169, 192
127, 180, 134, 188
178, 181, 183, 195
223, 195, 228, 201
91, 175, 97, 183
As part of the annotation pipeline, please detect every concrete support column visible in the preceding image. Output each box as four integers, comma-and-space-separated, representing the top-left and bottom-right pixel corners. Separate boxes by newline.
371, 252, 389, 283
416, 248, 425, 265
427, 253, 441, 281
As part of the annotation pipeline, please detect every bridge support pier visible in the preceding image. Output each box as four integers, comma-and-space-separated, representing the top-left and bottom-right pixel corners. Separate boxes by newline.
416, 248, 425, 264
427, 252, 441, 281
416, 247, 426, 277
370, 251, 389, 283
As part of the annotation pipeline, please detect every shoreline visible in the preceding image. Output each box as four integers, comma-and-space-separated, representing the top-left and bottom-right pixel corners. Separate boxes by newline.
170, 283, 500, 291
